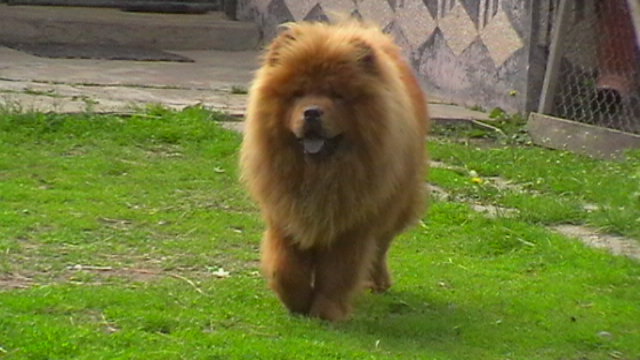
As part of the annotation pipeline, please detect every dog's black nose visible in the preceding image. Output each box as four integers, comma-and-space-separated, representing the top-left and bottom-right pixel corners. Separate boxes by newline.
303, 106, 323, 121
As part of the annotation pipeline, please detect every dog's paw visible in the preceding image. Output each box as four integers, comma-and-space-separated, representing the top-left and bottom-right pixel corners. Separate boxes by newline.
309, 295, 351, 322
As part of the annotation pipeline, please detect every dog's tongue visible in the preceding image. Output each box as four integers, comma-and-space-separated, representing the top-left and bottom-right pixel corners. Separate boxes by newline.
302, 138, 326, 154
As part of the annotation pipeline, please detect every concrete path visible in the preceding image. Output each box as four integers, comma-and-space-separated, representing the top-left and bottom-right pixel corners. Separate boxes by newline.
0, 46, 256, 116
0, 45, 490, 122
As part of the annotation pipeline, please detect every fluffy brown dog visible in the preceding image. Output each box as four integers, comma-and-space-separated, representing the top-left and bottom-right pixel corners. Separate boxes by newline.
240, 21, 429, 321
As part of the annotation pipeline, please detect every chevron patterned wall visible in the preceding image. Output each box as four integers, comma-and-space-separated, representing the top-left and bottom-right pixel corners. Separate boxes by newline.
238, 0, 539, 112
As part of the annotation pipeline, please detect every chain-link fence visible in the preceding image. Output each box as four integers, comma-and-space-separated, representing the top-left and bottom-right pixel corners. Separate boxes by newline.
540, 0, 640, 135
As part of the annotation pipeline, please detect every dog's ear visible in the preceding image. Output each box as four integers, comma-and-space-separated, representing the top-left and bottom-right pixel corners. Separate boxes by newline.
265, 24, 297, 66
350, 38, 377, 73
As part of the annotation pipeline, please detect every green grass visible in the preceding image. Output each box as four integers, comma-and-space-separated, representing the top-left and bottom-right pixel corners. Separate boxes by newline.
428, 133, 640, 239
1, 108, 639, 359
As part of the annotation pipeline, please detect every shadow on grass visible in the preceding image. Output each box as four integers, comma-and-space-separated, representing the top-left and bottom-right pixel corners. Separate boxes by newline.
337, 288, 489, 352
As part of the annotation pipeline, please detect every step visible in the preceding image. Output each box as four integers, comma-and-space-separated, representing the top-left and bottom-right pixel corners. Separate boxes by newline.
0, 4, 260, 51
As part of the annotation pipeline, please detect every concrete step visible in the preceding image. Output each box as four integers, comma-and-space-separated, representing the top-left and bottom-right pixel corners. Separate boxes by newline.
0, 4, 260, 51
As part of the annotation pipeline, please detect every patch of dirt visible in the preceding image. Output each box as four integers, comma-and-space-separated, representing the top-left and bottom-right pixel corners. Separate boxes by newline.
0, 262, 245, 291
469, 204, 519, 218
66, 265, 162, 283
551, 225, 640, 260
428, 184, 519, 219
428, 183, 451, 202
430, 160, 467, 174
0, 267, 162, 291
0, 274, 33, 290
143, 144, 184, 158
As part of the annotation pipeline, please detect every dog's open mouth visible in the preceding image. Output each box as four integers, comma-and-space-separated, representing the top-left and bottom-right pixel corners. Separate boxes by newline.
298, 134, 343, 158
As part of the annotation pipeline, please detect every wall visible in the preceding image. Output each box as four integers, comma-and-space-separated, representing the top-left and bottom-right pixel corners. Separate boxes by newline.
237, 0, 545, 113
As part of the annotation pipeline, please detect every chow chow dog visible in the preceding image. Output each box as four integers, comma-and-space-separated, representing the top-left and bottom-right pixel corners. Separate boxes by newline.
240, 20, 429, 321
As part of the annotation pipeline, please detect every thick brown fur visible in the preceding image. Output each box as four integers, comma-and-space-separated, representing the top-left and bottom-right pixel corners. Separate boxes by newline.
240, 21, 429, 321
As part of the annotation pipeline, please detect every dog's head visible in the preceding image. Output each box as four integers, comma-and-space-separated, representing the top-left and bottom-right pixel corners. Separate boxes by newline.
258, 22, 388, 160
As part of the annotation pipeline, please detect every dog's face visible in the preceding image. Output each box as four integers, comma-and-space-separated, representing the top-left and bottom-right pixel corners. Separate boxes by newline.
287, 93, 348, 158
258, 23, 386, 160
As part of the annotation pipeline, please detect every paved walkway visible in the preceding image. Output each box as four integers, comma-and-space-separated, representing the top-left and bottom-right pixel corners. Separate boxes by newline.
0, 45, 489, 122
0, 46, 255, 116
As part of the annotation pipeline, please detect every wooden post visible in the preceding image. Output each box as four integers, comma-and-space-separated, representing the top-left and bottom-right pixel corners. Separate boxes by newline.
538, 0, 570, 114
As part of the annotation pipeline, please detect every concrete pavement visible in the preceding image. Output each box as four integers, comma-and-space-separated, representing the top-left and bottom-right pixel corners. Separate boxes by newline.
0, 46, 256, 116
0, 45, 490, 124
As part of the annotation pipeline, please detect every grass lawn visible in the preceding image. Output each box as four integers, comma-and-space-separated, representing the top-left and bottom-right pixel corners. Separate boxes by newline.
0, 108, 638, 359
